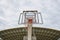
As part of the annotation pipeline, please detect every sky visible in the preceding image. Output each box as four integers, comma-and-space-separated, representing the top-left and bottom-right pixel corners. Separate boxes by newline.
0, 0, 60, 31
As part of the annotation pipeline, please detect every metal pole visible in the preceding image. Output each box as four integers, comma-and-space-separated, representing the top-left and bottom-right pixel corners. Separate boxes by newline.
27, 19, 32, 40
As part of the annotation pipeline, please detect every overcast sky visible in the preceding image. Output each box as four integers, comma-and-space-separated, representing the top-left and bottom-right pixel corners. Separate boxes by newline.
0, 0, 60, 31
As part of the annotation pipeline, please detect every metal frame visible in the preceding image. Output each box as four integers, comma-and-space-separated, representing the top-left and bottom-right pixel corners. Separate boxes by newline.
18, 11, 43, 25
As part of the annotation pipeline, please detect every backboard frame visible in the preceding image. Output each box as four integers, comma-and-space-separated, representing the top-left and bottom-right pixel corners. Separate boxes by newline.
18, 10, 43, 24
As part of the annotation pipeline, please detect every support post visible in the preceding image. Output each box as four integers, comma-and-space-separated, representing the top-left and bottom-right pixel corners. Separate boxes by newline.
27, 19, 32, 40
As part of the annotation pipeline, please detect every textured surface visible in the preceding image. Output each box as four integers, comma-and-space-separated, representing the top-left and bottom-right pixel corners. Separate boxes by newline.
0, 27, 60, 40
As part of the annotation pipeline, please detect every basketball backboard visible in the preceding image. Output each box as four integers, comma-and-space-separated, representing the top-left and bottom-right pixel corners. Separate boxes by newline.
18, 10, 43, 24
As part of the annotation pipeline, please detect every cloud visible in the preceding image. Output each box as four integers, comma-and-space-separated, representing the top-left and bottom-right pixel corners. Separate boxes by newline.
0, 0, 60, 30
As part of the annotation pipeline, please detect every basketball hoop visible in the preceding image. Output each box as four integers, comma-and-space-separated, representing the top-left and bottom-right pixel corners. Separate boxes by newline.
18, 10, 43, 24
18, 10, 43, 40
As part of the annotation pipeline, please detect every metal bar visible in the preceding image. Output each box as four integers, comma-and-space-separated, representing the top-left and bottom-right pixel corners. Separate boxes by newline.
18, 13, 22, 24
27, 19, 32, 40
39, 13, 43, 24
37, 13, 39, 23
